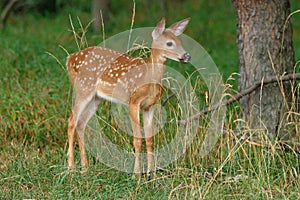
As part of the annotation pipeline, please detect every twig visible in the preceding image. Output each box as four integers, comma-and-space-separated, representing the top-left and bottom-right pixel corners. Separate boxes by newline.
162, 93, 175, 106
179, 73, 300, 124
245, 138, 300, 153
1, 0, 19, 28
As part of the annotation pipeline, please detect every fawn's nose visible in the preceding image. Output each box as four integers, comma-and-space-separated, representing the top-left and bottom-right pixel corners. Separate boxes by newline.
180, 52, 191, 63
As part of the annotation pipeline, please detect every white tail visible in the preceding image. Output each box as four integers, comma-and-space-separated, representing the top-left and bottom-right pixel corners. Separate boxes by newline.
67, 17, 191, 175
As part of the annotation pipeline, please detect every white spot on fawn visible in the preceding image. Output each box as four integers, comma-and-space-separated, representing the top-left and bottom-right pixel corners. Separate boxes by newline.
138, 72, 143, 78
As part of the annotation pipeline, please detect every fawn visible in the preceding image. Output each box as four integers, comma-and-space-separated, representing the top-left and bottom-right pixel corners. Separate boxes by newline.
66, 17, 191, 175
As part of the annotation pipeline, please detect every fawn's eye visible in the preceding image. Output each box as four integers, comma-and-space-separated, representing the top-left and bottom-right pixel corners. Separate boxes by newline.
166, 41, 173, 47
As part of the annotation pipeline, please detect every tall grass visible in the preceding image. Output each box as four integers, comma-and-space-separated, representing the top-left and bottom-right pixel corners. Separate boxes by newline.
1, 0, 300, 199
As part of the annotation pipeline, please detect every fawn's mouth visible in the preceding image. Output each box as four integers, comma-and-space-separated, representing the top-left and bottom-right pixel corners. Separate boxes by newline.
179, 52, 191, 63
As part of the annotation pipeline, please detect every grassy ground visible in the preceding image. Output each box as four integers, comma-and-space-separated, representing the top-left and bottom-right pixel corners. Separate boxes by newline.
1, 0, 300, 199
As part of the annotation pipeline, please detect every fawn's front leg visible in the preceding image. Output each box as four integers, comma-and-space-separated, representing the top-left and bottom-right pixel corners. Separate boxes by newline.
129, 103, 142, 175
143, 107, 155, 175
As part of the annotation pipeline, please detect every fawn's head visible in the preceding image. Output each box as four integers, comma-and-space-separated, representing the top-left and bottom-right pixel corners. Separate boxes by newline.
151, 17, 191, 63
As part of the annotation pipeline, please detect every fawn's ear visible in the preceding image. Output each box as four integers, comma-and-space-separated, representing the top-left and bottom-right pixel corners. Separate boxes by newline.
168, 17, 190, 36
152, 17, 166, 40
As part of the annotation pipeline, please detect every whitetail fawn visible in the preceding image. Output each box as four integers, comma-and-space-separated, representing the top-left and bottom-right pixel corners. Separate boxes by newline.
66, 17, 191, 175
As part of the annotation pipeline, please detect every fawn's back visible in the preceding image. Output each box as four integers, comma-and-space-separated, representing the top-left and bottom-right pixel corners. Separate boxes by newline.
67, 46, 164, 107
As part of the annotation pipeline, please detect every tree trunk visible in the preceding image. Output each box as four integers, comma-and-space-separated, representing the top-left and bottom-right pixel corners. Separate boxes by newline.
232, 0, 295, 136
92, 0, 110, 32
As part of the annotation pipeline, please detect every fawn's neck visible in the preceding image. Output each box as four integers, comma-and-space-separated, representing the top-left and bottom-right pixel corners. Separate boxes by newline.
149, 48, 167, 65
147, 48, 167, 81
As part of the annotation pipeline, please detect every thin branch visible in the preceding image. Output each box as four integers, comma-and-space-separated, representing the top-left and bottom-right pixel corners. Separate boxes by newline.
162, 93, 175, 106
1, 0, 19, 28
179, 73, 300, 124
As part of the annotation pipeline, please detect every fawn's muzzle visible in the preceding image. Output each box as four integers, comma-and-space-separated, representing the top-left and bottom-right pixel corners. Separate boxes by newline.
180, 52, 191, 63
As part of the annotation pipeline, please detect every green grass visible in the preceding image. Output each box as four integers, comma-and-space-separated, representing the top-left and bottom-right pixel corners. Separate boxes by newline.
1, 0, 300, 199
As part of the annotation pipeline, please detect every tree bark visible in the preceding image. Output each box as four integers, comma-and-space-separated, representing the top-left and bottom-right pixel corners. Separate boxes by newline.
92, 0, 110, 32
232, 0, 295, 136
